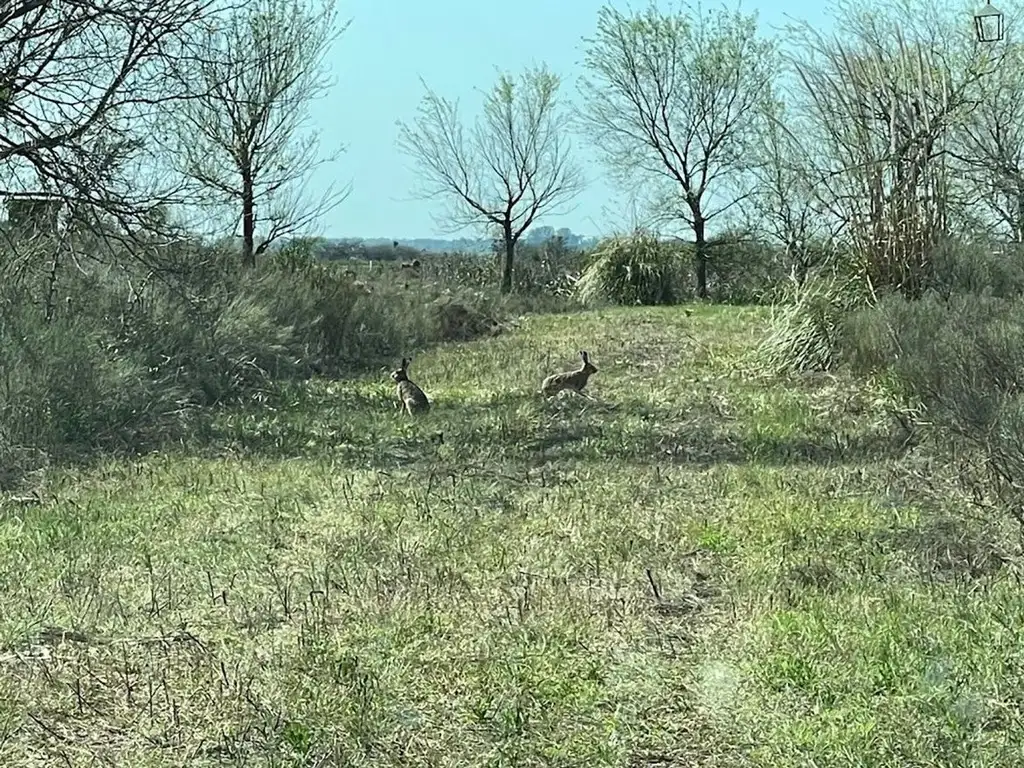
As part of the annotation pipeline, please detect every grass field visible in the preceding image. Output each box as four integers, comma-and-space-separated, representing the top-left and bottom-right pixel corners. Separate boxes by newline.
2, 304, 1022, 766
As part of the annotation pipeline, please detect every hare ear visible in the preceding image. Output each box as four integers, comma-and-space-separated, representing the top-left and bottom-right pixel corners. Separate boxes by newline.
401, 357, 410, 370
580, 350, 589, 364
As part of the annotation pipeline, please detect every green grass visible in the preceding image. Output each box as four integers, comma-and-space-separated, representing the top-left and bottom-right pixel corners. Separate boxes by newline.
1, 304, 1022, 766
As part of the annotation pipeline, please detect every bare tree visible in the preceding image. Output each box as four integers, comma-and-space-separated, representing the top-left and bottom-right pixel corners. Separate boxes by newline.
578, 2, 778, 299
745, 94, 836, 284
0, 0, 222, 234
956, 33, 1024, 241
786, 0, 994, 297
397, 65, 584, 294
161, 0, 349, 269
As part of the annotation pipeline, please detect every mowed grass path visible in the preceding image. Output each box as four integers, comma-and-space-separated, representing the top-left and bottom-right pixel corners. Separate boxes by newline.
2, 305, 1023, 766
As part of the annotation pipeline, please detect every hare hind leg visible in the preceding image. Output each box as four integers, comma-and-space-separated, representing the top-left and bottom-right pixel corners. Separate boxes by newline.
573, 386, 595, 400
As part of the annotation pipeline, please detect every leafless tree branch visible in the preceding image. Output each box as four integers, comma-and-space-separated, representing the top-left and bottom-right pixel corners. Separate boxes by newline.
0, 0, 229, 238
577, 2, 778, 298
157, 0, 349, 268
397, 65, 585, 293
783, 0, 1000, 297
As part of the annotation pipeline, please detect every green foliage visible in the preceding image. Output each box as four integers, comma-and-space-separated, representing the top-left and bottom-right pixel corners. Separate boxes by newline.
576, 231, 684, 306
570, 230, 797, 308
757, 271, 873, 373
0, 311, 181, 451
0, 237, 515, 488
510, 237, 587, 299
706, 232, 792, 305
845, 291, 1024, 524
830, 241, 1024, 530
0, 288, 189, 487
924, 240, 1024, 300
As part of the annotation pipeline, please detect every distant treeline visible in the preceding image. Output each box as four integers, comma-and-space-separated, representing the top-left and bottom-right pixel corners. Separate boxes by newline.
318, 240, 428, 262
315, 235, 594, 263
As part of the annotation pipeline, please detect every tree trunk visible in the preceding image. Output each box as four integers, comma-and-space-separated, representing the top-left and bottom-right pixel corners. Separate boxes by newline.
500, 231, 515, 294
1017, 189, 1024, 243
789, 241, 808, 286
693, 216, 708, 299
241, 167, 256, 269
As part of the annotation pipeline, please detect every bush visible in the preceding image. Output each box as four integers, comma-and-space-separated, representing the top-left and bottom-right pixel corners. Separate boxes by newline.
836, 240, 1024, 528
420, 252, 494, 290
758, 237, 1024, 375
511, 238, 588, 299
847, 291, 1024, 517
0, 236, 513, 488
0, 284, 190, 487
576, 231, 685, 306
705, 233, 792, 305
923, 239, 1024, 300
757, 270, 873, 373
571, 230, 797, 308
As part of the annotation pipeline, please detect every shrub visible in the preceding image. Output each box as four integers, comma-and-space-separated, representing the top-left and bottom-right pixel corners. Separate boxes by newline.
573, 230, 800, 308
426, 293, 503, 341
705, 233, 791, 305
757, 270, 872, 373
511, 238, 588, 299
0, 236, 517, 488
576, 231, 685, 306
837, 240, 1024, 528
419, 253, 494, 289
0, 279, 190, 488
923, 239, 1024, 300
851, 291, 1024, 516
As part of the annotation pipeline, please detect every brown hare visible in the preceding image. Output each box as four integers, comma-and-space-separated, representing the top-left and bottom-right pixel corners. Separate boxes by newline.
390, 357, 430, 415
541, 350, 598, 399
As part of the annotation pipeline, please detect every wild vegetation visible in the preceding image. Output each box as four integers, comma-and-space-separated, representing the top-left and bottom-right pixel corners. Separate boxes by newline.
3, 0, 1024, 764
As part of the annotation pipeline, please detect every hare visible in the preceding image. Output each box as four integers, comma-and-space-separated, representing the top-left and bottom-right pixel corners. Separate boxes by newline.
390, 357, 430, 415
541, 350, 598, 399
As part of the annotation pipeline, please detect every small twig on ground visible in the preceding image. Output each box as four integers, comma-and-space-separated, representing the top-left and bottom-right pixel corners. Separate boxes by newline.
646, 568, 662, 602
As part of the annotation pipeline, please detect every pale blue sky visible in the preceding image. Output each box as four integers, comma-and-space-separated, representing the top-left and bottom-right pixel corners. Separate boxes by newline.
306, 0, 833, 241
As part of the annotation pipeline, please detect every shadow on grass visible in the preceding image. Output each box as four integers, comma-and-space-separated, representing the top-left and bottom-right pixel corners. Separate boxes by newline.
196, 385, 907, 474
193, 384, 390, 460
869, 516, 1010, 581
466, 417, 902, 470
434, 391, 903, 469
